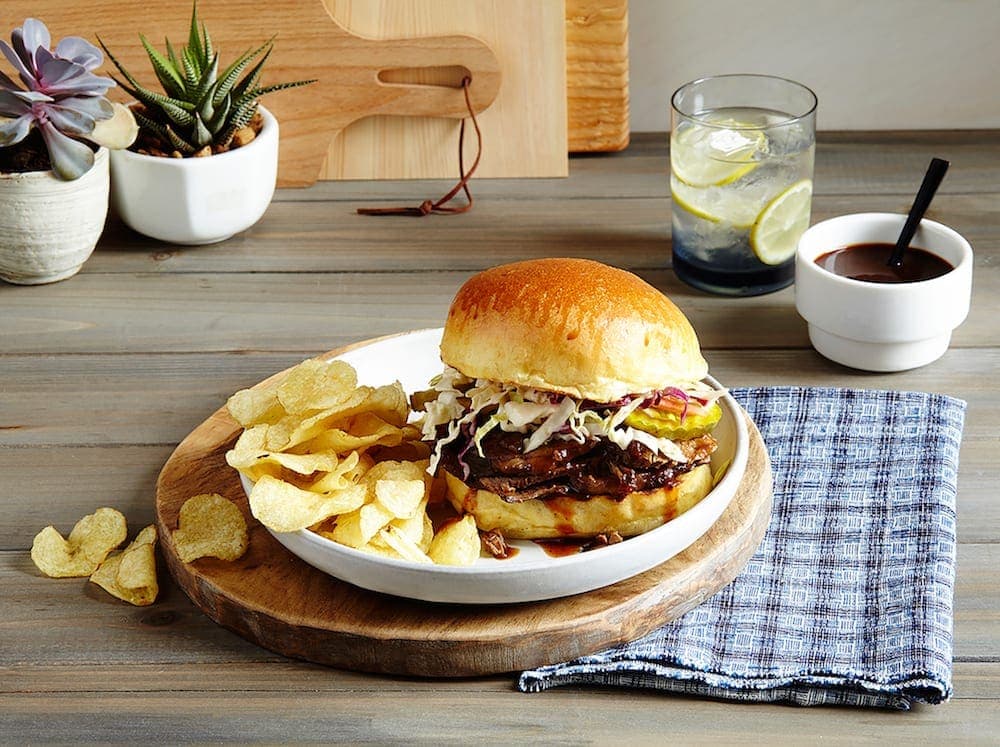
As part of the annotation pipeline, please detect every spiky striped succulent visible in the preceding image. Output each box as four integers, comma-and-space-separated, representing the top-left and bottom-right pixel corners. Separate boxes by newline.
99, 4, 313, 155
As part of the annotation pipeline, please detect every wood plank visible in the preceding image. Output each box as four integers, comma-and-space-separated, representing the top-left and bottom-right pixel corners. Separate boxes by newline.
2, 543, 997, 666
0, 267, 996, 356
83, 192, 1000, 277
6, 661, 997, 699
0, 685, 997, 742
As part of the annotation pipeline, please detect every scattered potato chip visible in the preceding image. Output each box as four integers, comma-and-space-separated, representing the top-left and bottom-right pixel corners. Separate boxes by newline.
173, 493, 249, 562
428, 515, 482, 567
90, 525, 158, 606
249, 475, 366, 533
31, 507, 127, 578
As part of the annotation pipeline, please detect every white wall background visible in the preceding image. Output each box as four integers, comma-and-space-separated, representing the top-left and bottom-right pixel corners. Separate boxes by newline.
629, 0, 1000, 131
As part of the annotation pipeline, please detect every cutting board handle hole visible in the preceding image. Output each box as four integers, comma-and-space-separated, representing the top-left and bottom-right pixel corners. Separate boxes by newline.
378, 65, 471, 88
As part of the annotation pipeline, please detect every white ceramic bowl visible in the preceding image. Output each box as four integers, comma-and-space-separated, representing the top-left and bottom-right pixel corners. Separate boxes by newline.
110, 106, 278, 245
795, 213, 973, 372
238, 328, 749, 604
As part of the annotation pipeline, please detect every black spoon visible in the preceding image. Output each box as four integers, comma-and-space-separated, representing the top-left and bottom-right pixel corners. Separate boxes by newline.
887, 157, 950, 268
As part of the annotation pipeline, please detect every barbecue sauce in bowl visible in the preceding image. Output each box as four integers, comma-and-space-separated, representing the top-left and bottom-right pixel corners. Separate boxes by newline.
814, 242, 953, 283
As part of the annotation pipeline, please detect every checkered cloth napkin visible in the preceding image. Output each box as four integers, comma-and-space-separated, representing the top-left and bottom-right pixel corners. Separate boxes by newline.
519, 387, 965, 710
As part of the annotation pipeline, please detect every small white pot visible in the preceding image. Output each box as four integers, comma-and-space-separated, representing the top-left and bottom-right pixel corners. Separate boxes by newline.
110, 106, 278, 245
0, 147, 110, 285
795, 213, 973, 372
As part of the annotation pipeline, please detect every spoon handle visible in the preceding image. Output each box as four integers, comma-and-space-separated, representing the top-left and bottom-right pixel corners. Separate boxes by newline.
888, 157, 950, 268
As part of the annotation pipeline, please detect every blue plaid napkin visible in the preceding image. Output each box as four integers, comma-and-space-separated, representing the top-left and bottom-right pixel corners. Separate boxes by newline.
519, 387, 965, 710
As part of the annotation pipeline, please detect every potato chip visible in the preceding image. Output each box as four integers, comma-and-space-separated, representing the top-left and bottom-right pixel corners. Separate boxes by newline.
364, 384, 409, 428
307, 451, 368, 493
90, 525, 158, 606
227, 448, 342, 480
328, 501, 396, 548
303, 413, 409, 453
374, 479, 426, 519
31, 507, 127, 578
388, 498, 431, 548
265, 387, 374, 451
277, 359, 358, 414
428, 515, 481, 566
173, 493, 249, 563
362, 459, 427, 486
226, 386, 284, 428
249, 475, 366, 533
375, 525, 432, 564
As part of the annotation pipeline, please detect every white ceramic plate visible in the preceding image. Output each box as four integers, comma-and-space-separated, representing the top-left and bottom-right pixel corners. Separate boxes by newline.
238, 328, 748, 604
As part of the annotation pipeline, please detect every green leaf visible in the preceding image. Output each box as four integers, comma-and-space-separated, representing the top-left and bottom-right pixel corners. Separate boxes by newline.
158, 99, 197, 128
140, 34, 186, 99
206, 92, 231, 134
164, 38, 186, 94
97, 37, 146, 93
202, 22, 214, 64
133, 109, 172, 142
182, 45, 201, 84
247, 79, 318, 99
193, 113, 213, 147
164, 123, 197, 154
229, 46, 272, 102
192, 53, 219, 109
212, 39, 271, 107
187, 0, 204, 68
217, 99, 259, 146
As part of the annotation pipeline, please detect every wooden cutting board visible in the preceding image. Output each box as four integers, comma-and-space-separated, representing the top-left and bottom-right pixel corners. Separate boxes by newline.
154, 340, 773, 677
320, 0, 566, 180
24, 1, 626, 184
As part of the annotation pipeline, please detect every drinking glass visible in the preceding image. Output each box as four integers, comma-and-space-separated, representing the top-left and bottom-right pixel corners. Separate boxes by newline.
670, 74, 817, 296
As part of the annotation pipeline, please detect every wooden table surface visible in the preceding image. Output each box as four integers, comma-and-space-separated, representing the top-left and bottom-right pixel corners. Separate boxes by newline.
2, 131, 998, 742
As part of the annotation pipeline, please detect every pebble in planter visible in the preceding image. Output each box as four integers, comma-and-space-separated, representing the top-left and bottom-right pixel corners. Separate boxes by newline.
99, 4, 314, 245
0, 18, 138, 285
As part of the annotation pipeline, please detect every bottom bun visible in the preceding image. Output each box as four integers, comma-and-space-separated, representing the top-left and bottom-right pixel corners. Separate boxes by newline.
443, 465, 714, 540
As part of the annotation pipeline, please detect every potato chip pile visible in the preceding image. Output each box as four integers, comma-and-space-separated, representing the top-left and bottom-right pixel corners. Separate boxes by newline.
31, 507, 159, 606
225, 357, 481, 566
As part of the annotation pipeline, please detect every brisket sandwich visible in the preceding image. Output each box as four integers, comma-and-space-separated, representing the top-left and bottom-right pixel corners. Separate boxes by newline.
414, 258, 723, 540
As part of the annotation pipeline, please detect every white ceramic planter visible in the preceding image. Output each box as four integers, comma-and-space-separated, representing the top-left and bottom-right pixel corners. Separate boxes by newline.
109, 106, 278, 245
0, 147, 110, 285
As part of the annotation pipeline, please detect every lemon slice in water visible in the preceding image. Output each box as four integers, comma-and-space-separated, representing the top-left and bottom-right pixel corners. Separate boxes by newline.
671, 122, 767, 187
749, 179, 813, 265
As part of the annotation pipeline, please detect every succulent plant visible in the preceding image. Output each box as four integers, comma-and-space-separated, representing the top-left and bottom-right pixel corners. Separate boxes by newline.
99, 3, 314, 156
0, 18, 137, 180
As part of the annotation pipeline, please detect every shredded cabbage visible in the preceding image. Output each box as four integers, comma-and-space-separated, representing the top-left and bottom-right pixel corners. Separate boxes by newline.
419, 366, 720, 474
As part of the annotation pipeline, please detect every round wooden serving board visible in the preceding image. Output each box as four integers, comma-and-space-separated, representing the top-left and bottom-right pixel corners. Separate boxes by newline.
155, 351, 773, 678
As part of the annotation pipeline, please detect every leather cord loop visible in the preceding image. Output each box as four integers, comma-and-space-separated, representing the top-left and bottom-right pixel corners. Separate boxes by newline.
357, 76, 482, 217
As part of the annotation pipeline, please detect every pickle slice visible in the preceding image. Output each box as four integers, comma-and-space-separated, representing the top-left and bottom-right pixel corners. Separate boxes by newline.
624, 402, 722, 440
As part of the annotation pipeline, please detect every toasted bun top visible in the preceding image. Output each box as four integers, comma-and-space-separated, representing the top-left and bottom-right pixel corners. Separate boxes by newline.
440, 258, 708, 401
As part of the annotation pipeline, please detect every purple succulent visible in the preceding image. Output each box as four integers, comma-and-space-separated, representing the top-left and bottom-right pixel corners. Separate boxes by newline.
0, 18, 120, 180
